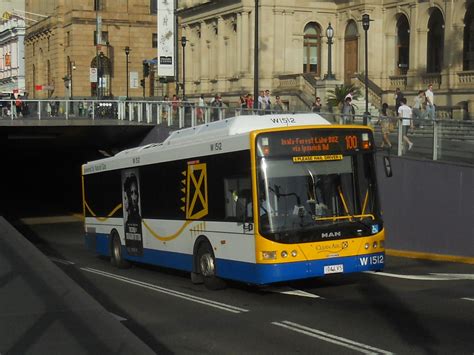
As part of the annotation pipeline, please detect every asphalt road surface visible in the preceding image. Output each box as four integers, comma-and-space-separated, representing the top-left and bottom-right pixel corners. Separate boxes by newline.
18, 217, 474, 354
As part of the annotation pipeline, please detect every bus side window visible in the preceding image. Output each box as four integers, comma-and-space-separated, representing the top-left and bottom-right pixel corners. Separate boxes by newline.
224, 177, 251, 221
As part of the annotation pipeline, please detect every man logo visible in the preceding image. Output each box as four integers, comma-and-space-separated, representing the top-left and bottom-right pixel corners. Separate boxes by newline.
321, 231, 342, 239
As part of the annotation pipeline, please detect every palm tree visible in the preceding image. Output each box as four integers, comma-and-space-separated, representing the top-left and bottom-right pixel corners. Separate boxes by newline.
326, 84, 361, 111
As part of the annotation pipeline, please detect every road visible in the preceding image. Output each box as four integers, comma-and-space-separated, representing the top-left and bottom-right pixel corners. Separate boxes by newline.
18, 217, 474, 354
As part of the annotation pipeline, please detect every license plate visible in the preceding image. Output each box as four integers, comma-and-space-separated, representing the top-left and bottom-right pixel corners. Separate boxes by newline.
324, 264, 344, 274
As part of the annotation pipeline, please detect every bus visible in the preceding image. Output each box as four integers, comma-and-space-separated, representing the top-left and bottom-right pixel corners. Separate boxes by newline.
82, 113, 386, 289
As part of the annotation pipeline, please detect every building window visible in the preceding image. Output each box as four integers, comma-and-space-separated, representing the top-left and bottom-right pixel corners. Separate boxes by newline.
94, 0, 104, 11
397, 15, 410, 75
464, 4, 474, 70
152, 33, 157, 48
427, 8, 444, 73
150, 0, 157, 14
303, 23, 321, 75
94, 31, 109, 46
66, 31, 71, 47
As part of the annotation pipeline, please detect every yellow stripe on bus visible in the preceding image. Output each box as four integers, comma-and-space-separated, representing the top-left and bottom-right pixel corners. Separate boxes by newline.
143, 219, 192, 242
84, 201, 122, 221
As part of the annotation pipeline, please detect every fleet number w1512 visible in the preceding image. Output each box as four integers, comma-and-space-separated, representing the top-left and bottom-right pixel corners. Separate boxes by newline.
359, 255, 384, 266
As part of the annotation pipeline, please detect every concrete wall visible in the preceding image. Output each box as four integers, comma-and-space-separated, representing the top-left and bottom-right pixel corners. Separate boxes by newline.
376, 156, 474, 258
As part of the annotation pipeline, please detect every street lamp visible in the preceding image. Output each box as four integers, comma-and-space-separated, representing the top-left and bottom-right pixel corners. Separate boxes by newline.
253, 0, 259, 109
324, 23, 336, 80
181, 36, 188, 99
124, 46, 130, 100
362, 14, 371, 125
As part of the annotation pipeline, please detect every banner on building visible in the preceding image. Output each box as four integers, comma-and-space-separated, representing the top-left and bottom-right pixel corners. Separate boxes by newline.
157, 0, 175, 78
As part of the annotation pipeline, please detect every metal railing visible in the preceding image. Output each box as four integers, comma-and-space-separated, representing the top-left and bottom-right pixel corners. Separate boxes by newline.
1, 99, 473, 166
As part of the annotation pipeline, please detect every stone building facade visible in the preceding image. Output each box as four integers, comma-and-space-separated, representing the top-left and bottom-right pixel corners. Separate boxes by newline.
0, 0, 26, 95
24, 0, 158, 99
179, 0, 474, 117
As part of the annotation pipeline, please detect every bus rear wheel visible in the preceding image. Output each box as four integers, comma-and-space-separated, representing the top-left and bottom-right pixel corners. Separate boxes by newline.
197, 243, 226, 290
110, 232, 130, 269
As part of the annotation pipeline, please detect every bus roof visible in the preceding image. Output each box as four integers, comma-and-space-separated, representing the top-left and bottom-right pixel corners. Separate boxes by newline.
162, 113, 331, 147
86, 113, 332, 169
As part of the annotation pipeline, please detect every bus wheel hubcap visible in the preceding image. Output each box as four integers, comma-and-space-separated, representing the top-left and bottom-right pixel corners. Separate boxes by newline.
200, 253, 215, 277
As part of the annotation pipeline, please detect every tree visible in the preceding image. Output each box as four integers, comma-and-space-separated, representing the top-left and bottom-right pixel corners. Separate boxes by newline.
326, 84, 361, 110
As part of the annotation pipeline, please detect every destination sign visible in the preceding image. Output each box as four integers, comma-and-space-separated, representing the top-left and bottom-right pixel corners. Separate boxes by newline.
256, 128, 373, 158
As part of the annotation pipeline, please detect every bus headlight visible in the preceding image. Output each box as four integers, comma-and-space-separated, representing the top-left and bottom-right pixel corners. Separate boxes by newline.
262, 251, 277, 260
281, 250, 288, 258
373, 241, 378, 249
291, 250, 298, 257
364, 243, 370, 250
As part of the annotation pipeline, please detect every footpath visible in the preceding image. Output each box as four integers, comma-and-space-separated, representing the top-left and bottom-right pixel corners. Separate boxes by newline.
0, 217, 154, 355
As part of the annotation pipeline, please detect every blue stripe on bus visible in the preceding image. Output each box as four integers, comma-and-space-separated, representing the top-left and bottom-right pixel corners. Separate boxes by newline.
216, 253, 384, 284
86, 233, 383, 284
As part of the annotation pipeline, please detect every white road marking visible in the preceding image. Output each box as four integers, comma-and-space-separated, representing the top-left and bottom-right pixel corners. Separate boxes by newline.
461, 297, 474, 302
49, 256, 75, 265
81, 267, 249, 314
364, 271, 474, 281
265, 287, 322, 299
272, 320, 393, 355
109, 312, 127, 322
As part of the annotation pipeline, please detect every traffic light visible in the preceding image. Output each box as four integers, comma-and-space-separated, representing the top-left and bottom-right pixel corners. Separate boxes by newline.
140, 79, 145, 88
143, 61, 150, 78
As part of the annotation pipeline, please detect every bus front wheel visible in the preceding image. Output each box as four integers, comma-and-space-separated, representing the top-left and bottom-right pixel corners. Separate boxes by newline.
197, 243, 226, 290
110, 232, 130, 269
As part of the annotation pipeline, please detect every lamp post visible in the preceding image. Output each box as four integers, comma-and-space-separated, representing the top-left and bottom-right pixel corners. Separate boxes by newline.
362, 14, 371, 125
324, 23, 336, 80
253, 0, 259, 109
124, 46, 130, 100
181, 36, 188, 99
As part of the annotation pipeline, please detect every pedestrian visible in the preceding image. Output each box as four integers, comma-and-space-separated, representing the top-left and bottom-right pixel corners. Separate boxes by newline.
425, 83, 435, 120
197, 94, 205, 123
246, 94, 254, 110
342, 97, 353, 124
273, 95, 285, 112
377, 103, 392, 149
210, 93, 222, 121
398, 97, 414, 151
264, 89, 271, 114
412, 90, 426, 127
257, 90, 265, 111
394, 87, 404, 115
311, 97, 322, 112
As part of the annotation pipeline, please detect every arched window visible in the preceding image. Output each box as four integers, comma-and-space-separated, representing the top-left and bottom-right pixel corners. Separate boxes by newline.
90, 53, 112, 97
427, 9, 444, 73
397, 15, 410, 75
464, 4, 474, 70
303, 23, 321, 75
344, 20, 358, 84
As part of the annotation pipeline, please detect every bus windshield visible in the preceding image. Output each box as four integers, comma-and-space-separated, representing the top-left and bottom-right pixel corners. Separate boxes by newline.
256, 131, 381, 244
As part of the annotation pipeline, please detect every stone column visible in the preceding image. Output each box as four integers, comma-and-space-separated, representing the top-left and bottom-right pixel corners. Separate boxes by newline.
273, 9, 284, 74
240, 11, 250, 75
217, 17, 226, 80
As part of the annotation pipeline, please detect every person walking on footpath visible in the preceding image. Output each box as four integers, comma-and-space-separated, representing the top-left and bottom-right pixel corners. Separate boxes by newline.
398, 97, 414, 151
425, 83, 435, 120
311, 97, 322, 112
377, 103, 392, 150
342, 97, 353, 124
412, 90, 426, 127
394, 88, 404, 115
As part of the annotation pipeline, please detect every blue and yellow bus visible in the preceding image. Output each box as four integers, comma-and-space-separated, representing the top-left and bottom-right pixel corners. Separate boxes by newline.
82, 114, 386, 289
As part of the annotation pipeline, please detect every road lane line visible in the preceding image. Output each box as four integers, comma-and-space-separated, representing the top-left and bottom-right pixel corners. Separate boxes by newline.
49, 256, 75, 265
109, 312, 127, 322
272, 320, 393, 355
363, 271, 466, 281
264, 287, 322, 298
461, 297, 474, 302
81, 267, 249, 314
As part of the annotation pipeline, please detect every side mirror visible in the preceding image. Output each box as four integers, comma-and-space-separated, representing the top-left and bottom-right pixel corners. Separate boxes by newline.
383, 156, 393, 177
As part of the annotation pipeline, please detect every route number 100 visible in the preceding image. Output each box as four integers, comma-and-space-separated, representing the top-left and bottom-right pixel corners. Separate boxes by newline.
345, 135, 358, 150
